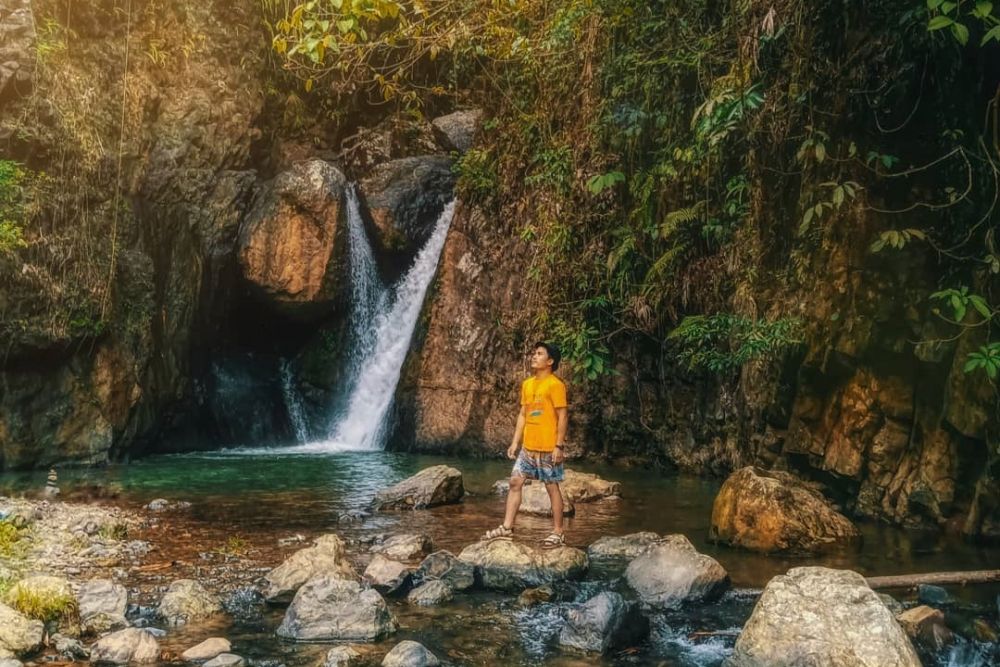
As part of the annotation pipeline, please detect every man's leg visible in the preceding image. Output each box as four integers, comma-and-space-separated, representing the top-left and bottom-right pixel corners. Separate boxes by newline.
544, 482, 564, 535
502, 476, 525, 529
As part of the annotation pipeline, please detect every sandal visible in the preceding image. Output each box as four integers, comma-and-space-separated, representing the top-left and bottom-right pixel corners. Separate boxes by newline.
483, 524, 513, 541
540, 533, 565, 549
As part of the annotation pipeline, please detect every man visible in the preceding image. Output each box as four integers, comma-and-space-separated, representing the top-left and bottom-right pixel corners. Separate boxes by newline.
483, 341, 568, 548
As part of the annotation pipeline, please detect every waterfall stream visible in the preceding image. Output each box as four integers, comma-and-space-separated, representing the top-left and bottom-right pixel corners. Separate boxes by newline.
276, 187, 455, 453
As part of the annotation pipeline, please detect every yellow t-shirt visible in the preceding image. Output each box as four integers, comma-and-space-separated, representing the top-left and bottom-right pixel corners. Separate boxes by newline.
521, 374, 568, 452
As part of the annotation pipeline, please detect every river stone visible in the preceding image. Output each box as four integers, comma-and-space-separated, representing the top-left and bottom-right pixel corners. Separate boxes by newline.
458, 539, 588, 591
411, 550, 475, 591
373, 466, 464, 510
624, 535, 729, 609
518, 482, 575, 516
89, 628, 160, 664
237, 159, 348, 321
381, 640, 440, 667
78, 579, 128, 634
558, 591, 649, 654
587, 532, 660, 560
917, 583, 952, 606
323, 646, 361, 667
265, 534, 357, 603
358, 156, 455, 259
0, 602, 43, 656
276, 575, 397, 641
157, 579, 222, 626
181, 637, 231, 662
203, 654, 245, 667
52, 634, 88, 660
0, 659, 22, 667
725, 567, 921, 667
363, 555, 413, 596
562, 470, 622, 502
371, 534, 434, 561
710, 466, 861, 553
897, 605, 953, 649
406, 580, 453, 606
431, 109, 482, 153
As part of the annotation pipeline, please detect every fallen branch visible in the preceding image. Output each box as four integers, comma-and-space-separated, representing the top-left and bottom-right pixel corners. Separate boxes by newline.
865, 570, 1000, 590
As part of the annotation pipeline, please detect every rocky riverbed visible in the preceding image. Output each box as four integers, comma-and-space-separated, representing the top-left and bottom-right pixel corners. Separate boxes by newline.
1, 463, 999, 667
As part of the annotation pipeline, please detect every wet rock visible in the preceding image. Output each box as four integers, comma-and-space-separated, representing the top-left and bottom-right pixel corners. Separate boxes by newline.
726, 567, 921, 667
0, 659, 22, 667
265, 534, 357, 603
710, 466, 861, 553
561, 470, 622, 503
181, 638, 231, 662
431, 109, 482, 153
411, 550, 475, 591
222, 587, 266, 621
897, 605, 953, 650
458, 539, 588, 591
516, 585, 554, 608
78, 579, 128, 634
145, 499, 190, 512
625, 535, 729, 609
203, 653, 245, 667
878, 593, 904, 616
52, 634, 88, 660
406, 580, 453, 606
587, 532, 660, 560
89, 628, 160, 664
502, 481, 575, 517
380, 640, 440, 667
323, 646, 361, 667
558, 591, 649, 654
276, 575, 397, 641
140, 628, 167, 639
363, 555, 413, 596
358, 156, 455, 259
371, 534, 434, 562
917, 584, 952, 607
373, 466, 465, 510
237, 159, 348, 321
156, 579, 222, 626
972, 618, 998, 642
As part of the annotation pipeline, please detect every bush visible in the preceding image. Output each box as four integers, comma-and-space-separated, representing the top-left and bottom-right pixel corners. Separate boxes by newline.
5, 583, 79, 623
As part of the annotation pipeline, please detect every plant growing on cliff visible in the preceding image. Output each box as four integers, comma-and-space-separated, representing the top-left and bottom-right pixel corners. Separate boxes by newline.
0, 160, 27, 255
668, 314, 802, 374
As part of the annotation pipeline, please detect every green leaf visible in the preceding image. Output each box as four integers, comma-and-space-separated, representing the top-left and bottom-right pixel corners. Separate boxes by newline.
964, 357, 981, 373
941, 1, 958, 12
832, 186, 844, 206
952, 22, 969, 45
975, 2, 994, 18
982, 25, 1000, 45
815, 143, 826, 163
969, 295, 993, 319
928, 15, 955, 30
927, 0, 945, 8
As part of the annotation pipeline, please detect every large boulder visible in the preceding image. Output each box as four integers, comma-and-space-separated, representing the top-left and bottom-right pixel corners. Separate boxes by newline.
587, 532, 660, 560
458, 540, 588, 591
363, 555, 413, 596
0, 603, 43, 656
624, 535, 729, 609
371, 534, 434, 562
88, 628, 160, 664
411, 550, 475, 591
726, 567, 921, 666
562, 470, 622, 503
558, 591, 649, 654
276, 575, 397, 642
181, 638, 231, 662
430, 109, 482, 153
373, 466, 464, 510
264, 534, 356, 603
710, 466, 861, 553
237, 159, 347, 320
156, 579, 222, 626
0, 0, 35, 105
492, 480, 574, 517
381, 640, 440, 667
358, 156, 455, 259
77, 579, 128, 635
406, 580, 453, 607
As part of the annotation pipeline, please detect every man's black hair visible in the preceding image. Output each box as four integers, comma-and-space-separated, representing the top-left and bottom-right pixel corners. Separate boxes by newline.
534, 341, 561, 371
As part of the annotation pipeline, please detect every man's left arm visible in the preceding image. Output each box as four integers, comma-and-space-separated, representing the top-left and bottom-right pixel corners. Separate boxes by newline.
553, 407, 568, 464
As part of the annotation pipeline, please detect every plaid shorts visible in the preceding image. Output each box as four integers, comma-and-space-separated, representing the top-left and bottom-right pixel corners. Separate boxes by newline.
512, 449, 564, 483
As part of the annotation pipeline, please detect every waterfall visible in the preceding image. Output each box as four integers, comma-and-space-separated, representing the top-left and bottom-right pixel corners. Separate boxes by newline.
279, 359, 310, 444
321, 199, 455, 451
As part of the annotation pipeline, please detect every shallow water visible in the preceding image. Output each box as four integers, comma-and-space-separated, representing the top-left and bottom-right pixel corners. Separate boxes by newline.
4, 449, 1000, 666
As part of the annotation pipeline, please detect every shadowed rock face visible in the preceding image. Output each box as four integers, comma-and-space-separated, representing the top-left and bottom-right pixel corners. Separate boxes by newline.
276, 576, 397, 642
238, 159, 348, 321
710, 466, 861, 553
726, 567, 921, 667
558, 591, 649, 654
624, 535, 729, 609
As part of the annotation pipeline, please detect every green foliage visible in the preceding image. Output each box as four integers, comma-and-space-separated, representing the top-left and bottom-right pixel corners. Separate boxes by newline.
931, 286, 994, 323
551, 318, 613, 381
0, 520, 22, 557
586, 171, 625, 195
5, 583, 78, 624
870, 228, 927, 253
215, 534, 250, 557
965, 342, 1000, 380
97, 522, 129, 541
0, 160, 27, 255
668, 314, 802, 374
525, 145, 574, 193
927, 0, 1000, 46
453, 147, 498, 203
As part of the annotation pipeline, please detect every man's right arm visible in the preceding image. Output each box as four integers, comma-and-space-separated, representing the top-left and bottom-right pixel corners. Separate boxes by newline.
508, 406, 526, 459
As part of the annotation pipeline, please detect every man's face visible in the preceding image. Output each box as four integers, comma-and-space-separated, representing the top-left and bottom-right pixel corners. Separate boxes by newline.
530, 346, 552, 371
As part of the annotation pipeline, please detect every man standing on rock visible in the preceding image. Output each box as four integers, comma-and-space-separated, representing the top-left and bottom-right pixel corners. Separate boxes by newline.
483, 341, 568, 548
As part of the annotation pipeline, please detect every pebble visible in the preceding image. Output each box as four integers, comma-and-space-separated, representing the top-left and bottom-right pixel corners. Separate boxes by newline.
203, 654, 245, 667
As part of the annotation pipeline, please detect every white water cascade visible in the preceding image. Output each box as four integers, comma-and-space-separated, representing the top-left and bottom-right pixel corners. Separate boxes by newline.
274, 188, 455, 454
